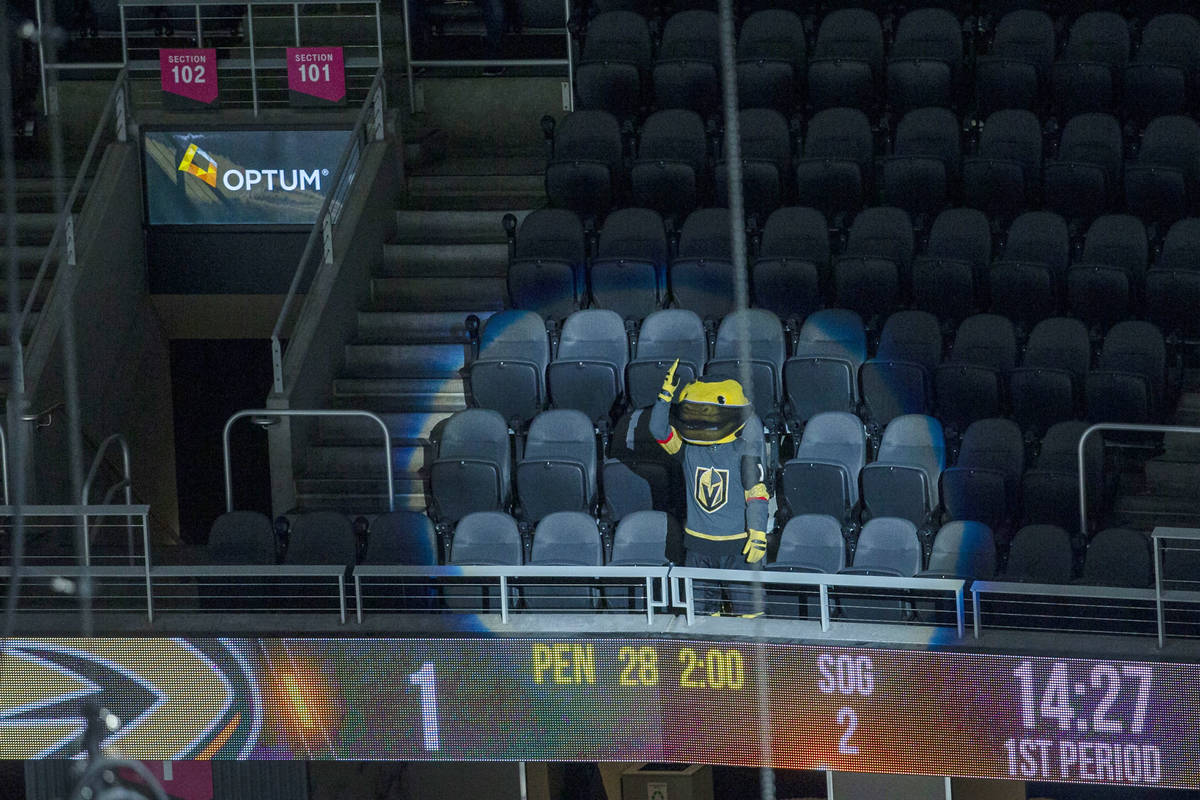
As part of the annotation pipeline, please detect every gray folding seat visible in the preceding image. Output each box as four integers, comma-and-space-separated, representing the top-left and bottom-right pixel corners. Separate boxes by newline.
364, 511, 439, 565
507, 209, 586, 319
469, 310, 550, 426
576, 11, 653, 118
516, 409, 598, 523
780, 411, 865, 522
610, 510, 672, 565
975, 10, 1055, 116
736, 9, 807, 114
1044, 113, 1122, 222
1145, 217, 1200, 338
940, 418, 1025, 531
524, 512, 604, 611
1021, 420, 1097, 533
430, 409, 512, 524
626, 309, 706, 409
752, 206, 829, 320
590, 207, 668, 321
935, 314, 1017, 431
920, 521, 997, 580
887, 8, 962, 113
704, 309, 786, 422
716, 108, 792, 216
1068, 214, 1147, 330
548, 309, 629, 424
859, 310, 942, 427
1051, 12, 1129, 116
284, 511, 357, 567
912, 208, 991, 323
670, 207, 736, 320
833, 206, 913, 322
515, 0, 565, 29
785, 309, 867, 424
808, 9, 884, 112
632, 109, 709, 217
208, 511, 276, 565
881, 107, 961, 218
545, 110, 625, 219
769, 514, 846, 573
989, 211, 1070, 324
446, 512, 523, 610
1124, 14, 1200, 124
603, 409, 685, 523
841, 516, 922, 576
1004, 524, 1074, 583
1080, 528, 1153, 588
861, 414, 946, 527
1125, 115, 1200, 225
962, 109, 1043, 223
653, 10, 720, 116
1086, 320, 1167, 424
1008, 317, 1090, 435
795, 107, 874, 220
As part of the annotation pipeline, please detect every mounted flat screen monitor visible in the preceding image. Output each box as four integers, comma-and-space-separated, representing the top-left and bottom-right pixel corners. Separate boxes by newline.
142, 128, 354, 226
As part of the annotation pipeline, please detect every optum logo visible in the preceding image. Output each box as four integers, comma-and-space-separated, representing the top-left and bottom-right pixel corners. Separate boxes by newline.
222, 168, 323, 192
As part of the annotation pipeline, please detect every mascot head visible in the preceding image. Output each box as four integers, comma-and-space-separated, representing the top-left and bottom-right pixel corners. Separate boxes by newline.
671, 377, 753, 445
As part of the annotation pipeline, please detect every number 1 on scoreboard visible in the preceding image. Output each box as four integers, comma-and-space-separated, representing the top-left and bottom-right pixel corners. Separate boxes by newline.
408, 662, 441, 751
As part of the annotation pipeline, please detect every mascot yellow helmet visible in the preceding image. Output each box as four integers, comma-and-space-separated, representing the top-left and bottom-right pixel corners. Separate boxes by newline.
671, 377, 753, 444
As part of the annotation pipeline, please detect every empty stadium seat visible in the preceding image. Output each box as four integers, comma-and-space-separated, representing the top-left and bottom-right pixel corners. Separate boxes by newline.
990, 210, 1070, 324
446, 512, 523, 610
1068, 214, 1148, 329
704, 308, 786, 422
1044, 113, 1122, 222
524, 512, 604, 610
670, 207, 737, 320
208, 511, 276, 564
780, 411, 865, 522
860, 310, 942, 427
769, 514, 846, 574
841, 516, 922, 576
610, 510, 672, 565
1086, 320, 1167, 423
975, 9, 1055, 115
603, 408, 685, 523
1124, 13, 1200, 123
1008, 317, 1090, 434
940, 418, 1025, 531
364, 511, 440, 565
653, 10, 720, 116
785, 309, 867, 424
920, 521, 997, 580
834, 206, 914, 321
430, 408, 512, 524
935, 313, 1018, 431
544, 110, 624, 219
575, 11, 653, 118
808, 9, 884, 112
962, 109, 1043, 223
736, 9, 807, 113
795, 107, 874, 220
516, 409, 598, 522
469, 310, 550, 426
1145, 216, 1200, 338
887, 8, 962, 112
1125, 115, 1200, 224
1052, 11, 1129, 116
548, 309, 629, 424
752, 206, 829, 319
632, 109, 709, 216
882, 107, 961, 218
861, 414, 946, 526
590, 207, 669, 320
1004, 524, 1075, 583
716, 108, 792, 216
626, 309, 707, 409
1021, 420, 1099, 533
1081, 528, 1153, 588
507, 208, 586, 318
912, 207, 991, 323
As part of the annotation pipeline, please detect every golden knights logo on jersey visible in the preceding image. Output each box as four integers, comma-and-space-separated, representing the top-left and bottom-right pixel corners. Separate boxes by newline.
694, 466, 730, 513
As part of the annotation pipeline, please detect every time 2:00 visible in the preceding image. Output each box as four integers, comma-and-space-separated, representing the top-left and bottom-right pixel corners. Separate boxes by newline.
617, 646, 745, 690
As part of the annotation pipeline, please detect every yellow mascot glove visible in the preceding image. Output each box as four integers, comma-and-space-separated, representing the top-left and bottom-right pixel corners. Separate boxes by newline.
743, 529, 767, 564
659, 358, 680, 403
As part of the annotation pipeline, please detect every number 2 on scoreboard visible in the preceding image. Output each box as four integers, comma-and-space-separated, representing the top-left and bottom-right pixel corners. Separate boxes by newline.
837, 708, 859, 755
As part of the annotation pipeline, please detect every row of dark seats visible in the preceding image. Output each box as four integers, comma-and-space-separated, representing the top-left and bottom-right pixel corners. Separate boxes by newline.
575, 7, 1200, 123
510, 204, 1200, 335
545, 105, 1200, 223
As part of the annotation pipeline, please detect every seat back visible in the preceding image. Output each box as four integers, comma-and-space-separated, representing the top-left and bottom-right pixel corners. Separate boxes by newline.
786, 309, 867, 422
364, 511, 439, 565
577, 11, 652, 116
887, 8, 962, 111
717, 108, 792, 214
736, 9, 806, 112
208, 511, 276, 565
1126, 115, 1200, 223
1004, 524, 1074, 583
914, 207, 990, 321
963, 109, 1042, 221
627, 309, 706, 409
771, 514, 845, 573
284, 511, 356, 567
671, 207, 736, 319
753, 206, 829, 318
592, 207, 668, 320
632, 109, 708, 215
450, 512, 523, 565
1081, 528, 1153, 588
883, 107, 960, 214
705, 308, 785, 417
654, 10, 721, 114
796, 107, 873, 217
848, 517, 922, 576
431, 408, 512, 523
549, 309, 629, 422
470, 310, 550, 425
611, 510, 672, 565
518, 409, 598, 521
509, 209, 586, 318
860, 310, 941, 425
924, 521, 996, 579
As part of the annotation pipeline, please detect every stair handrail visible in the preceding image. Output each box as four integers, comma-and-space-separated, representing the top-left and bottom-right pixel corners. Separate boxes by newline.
1078, 423, 1200, 536
269, 66, 387, 396
81, 432, 136, 564
17, 67, 132, 396
223, 408, 395, 513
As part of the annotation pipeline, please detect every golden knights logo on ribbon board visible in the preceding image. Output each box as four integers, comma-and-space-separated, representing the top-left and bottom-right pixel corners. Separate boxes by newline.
694, 466, 729, 513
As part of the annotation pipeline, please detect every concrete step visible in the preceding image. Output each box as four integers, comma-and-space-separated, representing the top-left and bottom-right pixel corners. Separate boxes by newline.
293, 490, 426, 514
1172, 392, 1200, 426
343, 343, 467, 378
305, 444, 429, 476
354, 310, 492, 344
0, 246, 52, 271
315, 410, 454, 445
1109, 494, 1200, 529
1145, 458, 1200, 497
403, 190, 548, 211
408, 173, 545, 196
393, 209, 531, 245
378, 243, 509, 278
333, 377, 468, 412
295, 476, 428, 498
370, 277, 507, 311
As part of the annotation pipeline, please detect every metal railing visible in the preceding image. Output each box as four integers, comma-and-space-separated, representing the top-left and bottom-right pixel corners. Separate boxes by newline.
81, 433, 135, 564
16, 69, 132, 397
1151, 527, 1200, 648
151, 563, 348, 623
403, 0, 574, 114
223, 408, 395, 513
269, 67, 385, 394
970, 581, 1159, 639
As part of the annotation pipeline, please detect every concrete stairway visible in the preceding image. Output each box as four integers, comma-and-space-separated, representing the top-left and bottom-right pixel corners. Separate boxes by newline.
293, 159, 542, 513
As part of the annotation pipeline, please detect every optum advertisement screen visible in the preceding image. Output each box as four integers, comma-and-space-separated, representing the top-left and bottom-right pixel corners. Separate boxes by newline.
142, 128, 353, 226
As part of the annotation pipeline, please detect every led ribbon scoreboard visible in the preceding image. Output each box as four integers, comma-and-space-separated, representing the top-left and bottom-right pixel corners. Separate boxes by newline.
0, 637, 1194, 788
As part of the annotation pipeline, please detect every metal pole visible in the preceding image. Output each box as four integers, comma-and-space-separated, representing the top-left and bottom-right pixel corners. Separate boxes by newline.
563, 0, 573, 112
402, 0, 416, 113
247, 3, 258, 116
374, 0, 383, 71
36, 0, 49, 115
1154, 536, 1166, 648
120, 5, 128, 66
195, 4, 202, 46
293, 3, 300, 46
